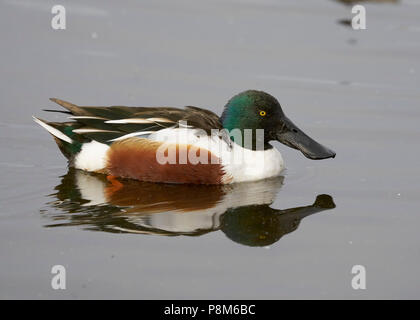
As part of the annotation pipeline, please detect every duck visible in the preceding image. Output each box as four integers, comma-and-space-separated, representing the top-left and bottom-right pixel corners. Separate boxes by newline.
33, 90, 335, 184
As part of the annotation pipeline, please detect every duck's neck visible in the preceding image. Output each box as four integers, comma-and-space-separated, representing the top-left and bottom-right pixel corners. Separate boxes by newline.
219, 124, 272, 151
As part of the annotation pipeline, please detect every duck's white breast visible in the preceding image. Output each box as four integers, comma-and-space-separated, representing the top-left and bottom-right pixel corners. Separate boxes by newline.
222, 145, 284, 183
149, 128, 284, 183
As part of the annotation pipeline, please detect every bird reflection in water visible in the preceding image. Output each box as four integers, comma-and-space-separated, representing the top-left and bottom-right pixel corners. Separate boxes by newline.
42, 169, 336, 247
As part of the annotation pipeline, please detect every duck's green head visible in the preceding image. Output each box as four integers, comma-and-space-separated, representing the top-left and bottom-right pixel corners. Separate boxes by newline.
220, 90, 336, 160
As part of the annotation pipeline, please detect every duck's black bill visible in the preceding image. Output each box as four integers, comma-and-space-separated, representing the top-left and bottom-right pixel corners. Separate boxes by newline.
276, 117, 336, 160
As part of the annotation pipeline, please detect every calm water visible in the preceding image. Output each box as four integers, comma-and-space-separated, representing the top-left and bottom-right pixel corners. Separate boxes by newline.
0, 0, 419, 299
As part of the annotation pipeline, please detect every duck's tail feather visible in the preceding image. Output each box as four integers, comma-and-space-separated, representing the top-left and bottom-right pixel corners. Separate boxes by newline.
32, 116, 84, 160
49, 98, 88, 115
42, 109, 72, 115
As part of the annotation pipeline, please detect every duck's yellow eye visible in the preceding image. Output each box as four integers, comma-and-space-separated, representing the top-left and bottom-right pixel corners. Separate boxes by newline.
259, 110, 266, 116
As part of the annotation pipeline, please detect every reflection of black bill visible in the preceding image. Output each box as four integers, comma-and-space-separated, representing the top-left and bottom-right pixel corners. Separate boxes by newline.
277, 117, 336, 160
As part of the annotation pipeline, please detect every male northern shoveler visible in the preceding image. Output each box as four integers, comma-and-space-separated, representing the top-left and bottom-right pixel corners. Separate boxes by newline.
34, 90, 335, 184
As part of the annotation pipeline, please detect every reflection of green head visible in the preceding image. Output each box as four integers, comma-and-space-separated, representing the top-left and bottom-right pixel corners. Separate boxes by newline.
220, 205, 294, 247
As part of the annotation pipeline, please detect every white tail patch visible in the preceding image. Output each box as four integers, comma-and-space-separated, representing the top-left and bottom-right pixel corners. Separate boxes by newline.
32, 116, 73, 144
74, 140, 109, 172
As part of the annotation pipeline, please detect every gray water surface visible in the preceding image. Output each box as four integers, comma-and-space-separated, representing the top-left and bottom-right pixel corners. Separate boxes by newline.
0, 0, 419, 299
